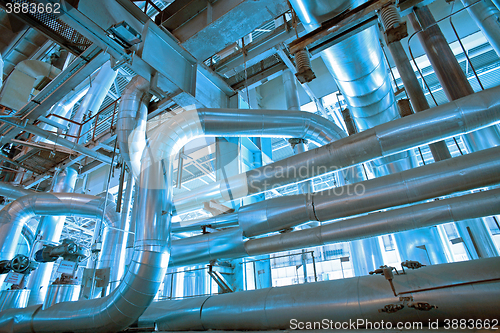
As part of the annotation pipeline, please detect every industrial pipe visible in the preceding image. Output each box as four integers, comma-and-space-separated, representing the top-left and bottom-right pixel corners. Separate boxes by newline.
168, 146, 500, 266
140, 257, 500, 331
26, 167, 78, 306
173, 84, 500, 214
462, 0, 500, 58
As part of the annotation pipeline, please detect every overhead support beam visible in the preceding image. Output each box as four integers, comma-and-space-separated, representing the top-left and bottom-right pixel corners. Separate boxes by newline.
0, 45, 107, 146
156, 0, 290, 61
0, 118, 113, 165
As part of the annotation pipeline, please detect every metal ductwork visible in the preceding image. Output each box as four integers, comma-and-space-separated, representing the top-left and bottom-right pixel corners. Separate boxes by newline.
288, 0, 415, 178
0, 60, 60, 111
168, 145, 500, 266
174, 84, 500, 214
140, 257, 500, 331
116, 76, 150, 178
462, 0, 500, 58
117, 76, 347, 178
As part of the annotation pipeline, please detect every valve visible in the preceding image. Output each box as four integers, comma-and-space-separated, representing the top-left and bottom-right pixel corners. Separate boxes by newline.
401, 260, 426, 270
35, 239, 88, 263
370, 265, 398, 296
408, 302, 438, 311
0, 254, 38, 275
379, 303, 404, 313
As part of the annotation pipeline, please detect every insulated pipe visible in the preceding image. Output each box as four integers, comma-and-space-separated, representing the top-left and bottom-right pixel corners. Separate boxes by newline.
0, 77, 353, 332
100, 171, 135, 294
244, 188, 500, 258
67, 61, 117, 144
289, 0, 415, 177
141, 257, 500, 331
409, 5, 500, 153
116, 76, 150, 178
383, 30, 451, 161
26, 167, 78, 306
410, 5, 500, 258
118, 76, 346, 178
0, 193, 118, 265
0, 182, 33, 199
462, 0, 500, 58
173, 84, 500, 214
283, 69, 314, 194
168, 146, 500, 266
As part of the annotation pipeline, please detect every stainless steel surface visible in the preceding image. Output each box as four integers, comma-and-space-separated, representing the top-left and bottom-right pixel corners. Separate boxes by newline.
174, 85, 500, 214
283, 70, 314, 194
27, 167, 78, 306
142, 257, 500, 331
385, 39, 451, 161
246, 188, 500, 257
116, 75, 150, 178
168, 146, 500, 266
0, 290, 30, 312
67, 61, 117, 144
99, 172, 135, 293
410, 5, 500, 258
0, 182, 33, 199
42, 284, 81, 310
462, 0, 500, 58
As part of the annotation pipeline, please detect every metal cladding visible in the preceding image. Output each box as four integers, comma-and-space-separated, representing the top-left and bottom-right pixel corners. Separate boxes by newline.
116, 75, 150, 178
174, 84, 500, 214
141, 257, 500, 331
168, 146, 500, 266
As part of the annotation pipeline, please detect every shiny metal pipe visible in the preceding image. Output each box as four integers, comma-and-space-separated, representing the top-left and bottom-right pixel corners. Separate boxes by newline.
116, 76, 150, 178
100, 172, 135, 293
462, 0, 500, 58
67, 61, 117, 144
174, 85, 500, 214
289, 0, 413, 178
0, 193, 118, 264
0, 182, 33, 199
409, 5, 500, 153
169, 147, 500, 266
386, 41, 451, 161
283, 70, 314, 194
246, 189, 500, 257
141, 257, 500, 331
410, 5, 500, 258
26, 167, 78, 307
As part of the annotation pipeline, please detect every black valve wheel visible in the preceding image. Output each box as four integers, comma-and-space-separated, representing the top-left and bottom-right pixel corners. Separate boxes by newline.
10, 254, 30, 273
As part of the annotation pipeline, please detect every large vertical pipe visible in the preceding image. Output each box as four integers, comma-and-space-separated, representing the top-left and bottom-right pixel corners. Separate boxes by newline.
384, 37, 452, 161
26, 167, 78, 306
410, 5, 499, 258
462, 0, 500, 58
66, 61, 117, 144
106, 171, 135, 293
283, 70, 314, 194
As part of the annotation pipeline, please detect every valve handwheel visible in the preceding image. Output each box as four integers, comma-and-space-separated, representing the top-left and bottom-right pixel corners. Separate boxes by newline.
10, 254, 30, 273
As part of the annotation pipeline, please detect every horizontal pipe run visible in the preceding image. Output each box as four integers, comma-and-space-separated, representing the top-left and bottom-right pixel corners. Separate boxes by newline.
245, 188, 500, 256
169, 146, 500, 266
173, 84, 500, 214
140, 257, 500, 331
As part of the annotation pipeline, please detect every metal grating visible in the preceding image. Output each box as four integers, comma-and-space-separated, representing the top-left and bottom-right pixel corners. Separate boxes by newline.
2, 0, 93, 54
